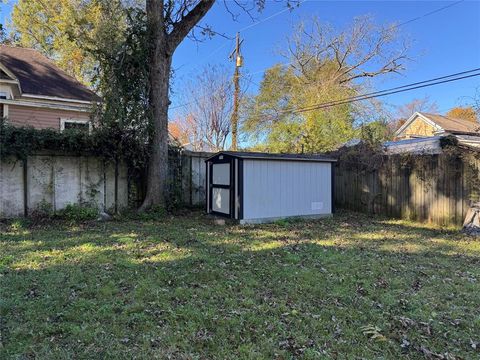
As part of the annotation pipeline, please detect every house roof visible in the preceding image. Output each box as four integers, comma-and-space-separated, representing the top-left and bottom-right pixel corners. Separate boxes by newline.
207, 151, 337, 162
420, 113, 480, 133
395, 112, 480, 136
0, 45, 98, 102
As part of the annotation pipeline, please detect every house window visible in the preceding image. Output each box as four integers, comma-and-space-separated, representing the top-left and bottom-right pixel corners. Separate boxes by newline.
0, 92, 9, 119
60, 118, 91, 133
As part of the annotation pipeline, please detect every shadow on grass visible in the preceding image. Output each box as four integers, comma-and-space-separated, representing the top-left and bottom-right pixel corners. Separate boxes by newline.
1, 210, 479, 359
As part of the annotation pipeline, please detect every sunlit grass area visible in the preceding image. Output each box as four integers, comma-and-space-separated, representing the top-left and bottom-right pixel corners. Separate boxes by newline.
1, 211, 479, 359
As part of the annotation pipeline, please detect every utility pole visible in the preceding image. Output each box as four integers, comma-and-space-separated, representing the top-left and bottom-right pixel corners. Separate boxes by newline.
229, 32, 243, 151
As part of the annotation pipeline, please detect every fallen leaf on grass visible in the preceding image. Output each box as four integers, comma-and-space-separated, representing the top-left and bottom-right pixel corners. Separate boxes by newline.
361, 325, 387, 342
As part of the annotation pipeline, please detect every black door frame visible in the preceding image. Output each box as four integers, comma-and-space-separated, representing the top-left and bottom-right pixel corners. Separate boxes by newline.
207, 157, 236, 218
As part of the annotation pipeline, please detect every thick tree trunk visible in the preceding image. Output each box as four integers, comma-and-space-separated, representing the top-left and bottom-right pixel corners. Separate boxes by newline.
139, 0, 171, 211
140, 55, 171, 210
139, 0, 215, 211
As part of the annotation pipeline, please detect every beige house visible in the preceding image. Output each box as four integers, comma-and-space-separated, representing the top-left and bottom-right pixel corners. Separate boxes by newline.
394, 112, 480, 140
0, 45, 98, 131
385, 112, 480, 154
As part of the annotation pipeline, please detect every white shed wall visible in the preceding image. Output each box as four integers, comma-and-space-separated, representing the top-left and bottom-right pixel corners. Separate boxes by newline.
242, 160, 332, 220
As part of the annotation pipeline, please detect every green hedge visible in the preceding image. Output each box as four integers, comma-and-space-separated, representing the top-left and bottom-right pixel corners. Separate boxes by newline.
0, 120, 152, 169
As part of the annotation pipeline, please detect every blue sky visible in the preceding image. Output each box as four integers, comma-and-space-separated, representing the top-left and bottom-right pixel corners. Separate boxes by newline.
172, 0, 480, 115
1, 0, 480, 117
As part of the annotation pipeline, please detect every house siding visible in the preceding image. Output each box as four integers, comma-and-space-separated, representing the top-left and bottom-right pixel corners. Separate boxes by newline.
7, 104, 90, 130
400, 117, 436, 139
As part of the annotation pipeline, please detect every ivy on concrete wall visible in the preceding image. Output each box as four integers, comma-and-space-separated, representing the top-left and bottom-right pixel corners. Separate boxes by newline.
0, 120, 188, 209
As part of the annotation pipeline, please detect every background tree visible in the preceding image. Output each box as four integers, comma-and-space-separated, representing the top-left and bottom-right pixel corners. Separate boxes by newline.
446, 106, 479, 122
396, 96, 439, 119
9, 0, 299, 210
140, 0, 298, 210
359, 119, 393, 145
243, 16, 409, 152
390, 96, 438, 133
172, 65, 235, 152
10, 0, 120, 84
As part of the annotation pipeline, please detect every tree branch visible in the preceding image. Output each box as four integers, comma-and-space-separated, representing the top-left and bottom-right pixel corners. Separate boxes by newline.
168, 0, 216, 50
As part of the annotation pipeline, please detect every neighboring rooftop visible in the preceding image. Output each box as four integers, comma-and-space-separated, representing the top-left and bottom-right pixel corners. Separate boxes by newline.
207, 151, 337, 162
0, 45, 98, 102
395, 112, 480, 138
420, 112, 480, 134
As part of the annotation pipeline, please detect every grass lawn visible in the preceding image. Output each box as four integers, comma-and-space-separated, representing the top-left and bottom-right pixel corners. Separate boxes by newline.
1, 210, 480, 359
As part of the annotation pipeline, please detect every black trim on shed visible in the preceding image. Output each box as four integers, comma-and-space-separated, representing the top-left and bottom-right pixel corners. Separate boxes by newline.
205, 151, 337, 163
205, 151, 337, 222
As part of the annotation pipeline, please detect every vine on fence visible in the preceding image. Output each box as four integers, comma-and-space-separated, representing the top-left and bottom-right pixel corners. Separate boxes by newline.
0, 120, 186, 209
0, 119, 153, 170
333, 135, 480, 203
441, 136, 480, 201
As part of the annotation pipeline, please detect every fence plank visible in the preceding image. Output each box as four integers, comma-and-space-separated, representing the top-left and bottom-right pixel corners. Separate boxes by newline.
335, 152, 477, 227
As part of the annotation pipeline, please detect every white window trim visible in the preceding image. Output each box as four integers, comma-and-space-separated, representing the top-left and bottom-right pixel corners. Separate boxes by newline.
2, 104, 8, 118
0, 90, 12, 100
60, 118, 91, 133
22, 93, 94, 105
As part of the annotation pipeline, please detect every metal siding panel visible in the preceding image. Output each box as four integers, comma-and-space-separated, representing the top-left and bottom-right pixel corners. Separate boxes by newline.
206, 161, 210, 213
235, 159, 238, 219
243, 160, 332, 220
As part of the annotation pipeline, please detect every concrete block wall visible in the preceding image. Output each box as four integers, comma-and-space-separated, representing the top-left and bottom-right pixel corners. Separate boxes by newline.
0, 154, 128, 218
0, 150, 213, 218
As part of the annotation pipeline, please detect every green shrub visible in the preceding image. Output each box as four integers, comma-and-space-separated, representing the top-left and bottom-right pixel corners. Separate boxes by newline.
29, 199, 54, 219
7, 219, 31, 231
57, 204, 99, 222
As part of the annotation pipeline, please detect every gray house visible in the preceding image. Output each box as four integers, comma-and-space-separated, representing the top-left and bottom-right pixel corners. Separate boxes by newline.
205, 151, 336, 224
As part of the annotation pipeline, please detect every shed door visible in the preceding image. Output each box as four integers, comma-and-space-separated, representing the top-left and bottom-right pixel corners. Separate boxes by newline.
210, 162, 231, 215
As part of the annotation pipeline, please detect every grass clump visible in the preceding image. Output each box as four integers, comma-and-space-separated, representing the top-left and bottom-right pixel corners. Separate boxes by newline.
56, 203, 98, 222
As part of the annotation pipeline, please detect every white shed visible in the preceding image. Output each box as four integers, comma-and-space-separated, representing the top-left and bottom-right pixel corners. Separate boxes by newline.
205, 151, 336, 224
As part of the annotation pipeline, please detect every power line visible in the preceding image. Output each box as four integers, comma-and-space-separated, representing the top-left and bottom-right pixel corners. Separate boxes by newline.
236, 0, 308, 33
291, 68, 480, 114
242, 0, 466, 79
248, 68, 480, 120
170, 68, 480, 112
395, 0, 464, 28
299, 73, 480, 114
171, 1, 467, 112
179, 1, 306, 73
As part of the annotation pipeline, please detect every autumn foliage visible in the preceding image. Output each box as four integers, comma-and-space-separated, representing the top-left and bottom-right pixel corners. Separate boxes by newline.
446, 107, 479, 123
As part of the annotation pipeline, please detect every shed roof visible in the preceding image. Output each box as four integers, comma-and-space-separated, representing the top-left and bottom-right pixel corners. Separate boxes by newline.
207, 151, 337, 162
0, 45, 99, 102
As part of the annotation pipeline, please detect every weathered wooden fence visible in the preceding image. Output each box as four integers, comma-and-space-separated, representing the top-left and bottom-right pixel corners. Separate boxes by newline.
335, 153, 480, 227
0, 150, 213, 218
179, 150, 212, 206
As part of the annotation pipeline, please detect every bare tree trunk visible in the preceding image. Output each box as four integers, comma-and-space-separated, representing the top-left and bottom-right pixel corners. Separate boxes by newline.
140, 0, 215, 211
140, 55, 172, 210
140, 0, 170, 211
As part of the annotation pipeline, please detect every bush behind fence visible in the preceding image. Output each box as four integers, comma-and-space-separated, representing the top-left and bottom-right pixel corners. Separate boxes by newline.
334, 153, 480, 227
